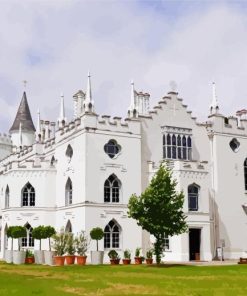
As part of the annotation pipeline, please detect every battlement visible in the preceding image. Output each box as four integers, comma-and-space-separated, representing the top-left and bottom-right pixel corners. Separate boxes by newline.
209, 113, 247, 136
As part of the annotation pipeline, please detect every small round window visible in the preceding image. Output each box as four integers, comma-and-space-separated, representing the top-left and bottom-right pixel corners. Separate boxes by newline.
104, 140, 121, 159
229, 138, 240, 152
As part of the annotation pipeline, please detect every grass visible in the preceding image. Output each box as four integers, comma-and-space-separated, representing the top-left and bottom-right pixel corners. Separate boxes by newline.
0, 261, 247, 295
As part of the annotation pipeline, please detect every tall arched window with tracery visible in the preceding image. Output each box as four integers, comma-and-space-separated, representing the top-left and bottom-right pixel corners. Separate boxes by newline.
104, 174, 121, 203
22, 223, 34, 248
5, 185, 9, 209
65, 178, 73, 206
162, 130, 192, 161
188, 184, 200, 211
21, 183, 35, 207
244, 159, 247, 191
104, 220, 120, 249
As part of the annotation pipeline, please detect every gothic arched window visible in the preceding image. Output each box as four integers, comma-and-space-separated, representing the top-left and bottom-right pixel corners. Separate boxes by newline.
104, 220, 120, 249
22, 183, 35, 207
244, 159, 247, 190
22, 223, 34, 247
5, 185, 9, 209
188, 184, 199, 211
66, 144, 73, 162
65, 178, 73, 206
65, 220, 72, 233
104, 174, 121, 203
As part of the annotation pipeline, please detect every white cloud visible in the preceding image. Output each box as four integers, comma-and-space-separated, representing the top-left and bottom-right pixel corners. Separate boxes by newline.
0, 1, 247, 132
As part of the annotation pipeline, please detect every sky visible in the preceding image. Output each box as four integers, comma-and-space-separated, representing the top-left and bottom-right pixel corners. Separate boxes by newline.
1, 0, 247, 132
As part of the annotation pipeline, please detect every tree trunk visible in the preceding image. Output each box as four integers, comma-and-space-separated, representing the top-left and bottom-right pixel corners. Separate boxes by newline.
49, 238, 51, 251
96, 240, 98, 251
39, 239, 41, 250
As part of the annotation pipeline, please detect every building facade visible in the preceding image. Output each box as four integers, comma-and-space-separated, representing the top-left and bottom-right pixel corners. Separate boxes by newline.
0, 76, 246, 262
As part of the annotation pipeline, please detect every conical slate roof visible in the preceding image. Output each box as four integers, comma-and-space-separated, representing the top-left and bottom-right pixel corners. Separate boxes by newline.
9, 92, 36, 133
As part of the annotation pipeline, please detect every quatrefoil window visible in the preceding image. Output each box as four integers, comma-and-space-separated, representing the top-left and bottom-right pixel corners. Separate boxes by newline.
104, 140, 121, 159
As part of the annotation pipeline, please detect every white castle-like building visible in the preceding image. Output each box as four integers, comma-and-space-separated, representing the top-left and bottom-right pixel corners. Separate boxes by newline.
0, 75, 247, 262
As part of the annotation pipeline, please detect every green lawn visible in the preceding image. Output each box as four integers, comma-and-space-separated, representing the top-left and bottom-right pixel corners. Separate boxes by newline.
0, 262, 247, 295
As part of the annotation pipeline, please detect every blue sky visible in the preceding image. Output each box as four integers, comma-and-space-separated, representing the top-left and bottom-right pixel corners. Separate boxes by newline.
1, 0, 247, 132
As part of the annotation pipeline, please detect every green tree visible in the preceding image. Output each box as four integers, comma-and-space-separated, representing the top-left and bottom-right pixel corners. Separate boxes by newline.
6, 226, 15, 251
32, 226, 46, 250
90, 227, 104, 251
43, 226, 56, 251
11, 226, 26, 251
128, 164, 187, 264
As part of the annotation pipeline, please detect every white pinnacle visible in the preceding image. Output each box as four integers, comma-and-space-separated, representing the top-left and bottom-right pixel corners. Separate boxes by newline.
85, 72, 92, 103
129, 80, 135, 111
59, 92, 65, 120
36, 109, 41, 142
210, 82, 219, 114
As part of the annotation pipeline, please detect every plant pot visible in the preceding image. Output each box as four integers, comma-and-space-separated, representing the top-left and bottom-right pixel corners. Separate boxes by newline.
91, 251, 104, 265
146, 258, 153, 265
134, 257, 143, 265
5, 250, 13, 263
44, 251, 55, 266
25, 257, 35, 264
13, 250, 26, 264
77, 256, 87, 265
65, 255, 75, 265
54, 256, 65, 266
34, 250, 45, 264
110, 259, 120, 265
122, 259, 131, 265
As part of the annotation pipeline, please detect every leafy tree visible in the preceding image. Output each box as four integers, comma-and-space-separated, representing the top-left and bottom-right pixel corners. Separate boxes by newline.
6, 226, 15, 251
128, 164, 187, 264
32, 226, 46, 250
43, 226, 56, 251
90, 227, 104, 251
11, 226, 26, 251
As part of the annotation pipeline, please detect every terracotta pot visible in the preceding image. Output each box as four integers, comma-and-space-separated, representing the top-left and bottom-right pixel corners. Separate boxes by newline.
146, 258, 153, 265
25, 257, 35, 264
54, 256, 65, 266
77, 256, 87, 265
65, 255, 75, 265
110, 259, 120, 265
122, 259, 131, 265
134, 257, 143, 265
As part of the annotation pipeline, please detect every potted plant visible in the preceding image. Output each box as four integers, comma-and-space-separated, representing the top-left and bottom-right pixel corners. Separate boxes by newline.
12, 226, 26, 264
75, 231, 89, 265
108, 250, 120, 265
5, 226, 15, 263
32, 225, 46, 264
90, 227, 104, 264
25, 249, 35, 264
122, 249, 131, 265
52, 228, 68, 266
43, 226, 56, 265
65, 233, 76, 265
146, 249, 154, 265
134, 247, 143, 265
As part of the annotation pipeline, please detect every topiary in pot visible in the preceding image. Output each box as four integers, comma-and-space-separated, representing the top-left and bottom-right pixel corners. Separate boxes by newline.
90, 227, 104, 264
32, 225, 46, 264
11, 226, 26, 264
43, 226, 56, 265
75, 231, 89, 265
25, 249, 35, 264
122, 249, 131, 265
65, 233, 76, 265
5, 226, 15, 263
108, 250, 120, 265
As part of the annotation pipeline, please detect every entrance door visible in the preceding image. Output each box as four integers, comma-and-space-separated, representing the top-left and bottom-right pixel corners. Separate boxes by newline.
189, 228, 201, 261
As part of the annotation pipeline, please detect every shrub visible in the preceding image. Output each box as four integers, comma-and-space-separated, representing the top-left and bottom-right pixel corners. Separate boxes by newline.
123, 249, 131, 259
135, 247, 141, 257
75, 231, 89, 256
65, 233, 76, 255
108, 250, 119, 260
52, 228, 68, 256
146, 249, 154, 259
6, 226, 15, 250
90, 227, 104, 251
26, 249, 34, 258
